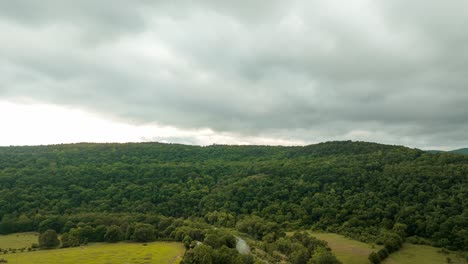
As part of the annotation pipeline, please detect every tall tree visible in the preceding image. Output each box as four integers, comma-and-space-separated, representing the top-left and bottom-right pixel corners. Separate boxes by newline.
39, 229, 60, 249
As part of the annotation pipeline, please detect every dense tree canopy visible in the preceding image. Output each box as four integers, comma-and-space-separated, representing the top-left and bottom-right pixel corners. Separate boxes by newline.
0, 141, 466, 251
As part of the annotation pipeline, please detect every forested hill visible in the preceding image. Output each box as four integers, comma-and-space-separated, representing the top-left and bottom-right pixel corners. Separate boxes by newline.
452, 148, 468, 154
426, 148, 468, 155
0, 141, 467, 250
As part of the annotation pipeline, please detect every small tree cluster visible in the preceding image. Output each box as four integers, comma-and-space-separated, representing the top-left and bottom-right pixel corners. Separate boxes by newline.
369, 228, 405, 263
39, 229, 60, 249
266, 232, 341, 264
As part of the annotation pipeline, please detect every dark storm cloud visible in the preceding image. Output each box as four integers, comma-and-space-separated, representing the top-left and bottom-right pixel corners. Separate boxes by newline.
0, 0, 467, 149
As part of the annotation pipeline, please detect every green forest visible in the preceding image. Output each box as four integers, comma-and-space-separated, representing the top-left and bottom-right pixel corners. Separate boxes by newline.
0, 141, 467, 263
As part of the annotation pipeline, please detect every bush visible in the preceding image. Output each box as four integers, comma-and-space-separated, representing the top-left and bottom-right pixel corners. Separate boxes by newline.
132, 223, 156, 242
182, 244, 215, 264
406, 236, 431, 245
377, 248, 389, 260
204, 231, 236, 249
183, 235, 192, 249
39, 229, 60, 249
308, 247, 342, 264
212, 246, 243, 264
60, 233, 80, 248
241, 255, 255, 264
104, 225, 123, 243
290, 247, 310, 264
368, 252, 380, 264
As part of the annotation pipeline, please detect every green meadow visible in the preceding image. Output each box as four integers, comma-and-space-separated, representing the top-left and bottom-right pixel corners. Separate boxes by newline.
0, 233, 185, 264
310, 232, 381, 264
310, 232, 467, 264
383, 243, 466, 264
0, 232, 39, 250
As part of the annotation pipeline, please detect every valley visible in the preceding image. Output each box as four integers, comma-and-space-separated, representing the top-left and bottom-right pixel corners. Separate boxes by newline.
0, 141, 467, 263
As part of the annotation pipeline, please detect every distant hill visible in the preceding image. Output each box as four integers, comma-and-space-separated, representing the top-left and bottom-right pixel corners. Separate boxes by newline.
425, 148, 468, 154
425, 150, 445, 154
450, 148, 468, 154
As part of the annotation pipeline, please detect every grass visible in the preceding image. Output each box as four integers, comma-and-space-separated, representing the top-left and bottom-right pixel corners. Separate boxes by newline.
0, 232, 39, 250
0, 241, 185, 264
310, 232, 381, 264
309, 232, 467, 264
383, 243, 467, 264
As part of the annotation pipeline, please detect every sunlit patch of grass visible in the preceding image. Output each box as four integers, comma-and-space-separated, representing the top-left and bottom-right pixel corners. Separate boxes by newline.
309, 232, 467, 264
383, 243, 467, 264
0, 232, 39, 250
309, 232, 381, 264
1, 241, 185, 264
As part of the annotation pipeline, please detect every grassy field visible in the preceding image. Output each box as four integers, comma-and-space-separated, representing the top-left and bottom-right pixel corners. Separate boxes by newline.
0, 232, 39, 250
0, 241, 185, 264
383, 243, 467, 264
310, 232, 381, 264
309, 232, 467, 264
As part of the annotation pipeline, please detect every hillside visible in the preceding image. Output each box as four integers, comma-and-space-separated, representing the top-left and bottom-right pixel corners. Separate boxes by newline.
451, 148, 468, 154
0, 141, 467, 253
425, 148, 468, 154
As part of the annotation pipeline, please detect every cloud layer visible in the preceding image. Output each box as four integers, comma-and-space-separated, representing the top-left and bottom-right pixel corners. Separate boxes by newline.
1, 0, 467, 149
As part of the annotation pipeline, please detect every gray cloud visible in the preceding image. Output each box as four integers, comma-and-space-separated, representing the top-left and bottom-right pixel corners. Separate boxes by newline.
0, 0, 467, 149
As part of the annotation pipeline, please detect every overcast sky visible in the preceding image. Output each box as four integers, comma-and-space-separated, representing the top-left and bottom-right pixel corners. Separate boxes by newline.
0, 1, 467, 150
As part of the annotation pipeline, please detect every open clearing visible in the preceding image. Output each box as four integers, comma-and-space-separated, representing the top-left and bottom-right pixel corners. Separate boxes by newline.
310, 232, 467, 264
310, 232, 380, 264
383, 243, 467, 264
1, 241, 185, 264
0, 232, 38, 250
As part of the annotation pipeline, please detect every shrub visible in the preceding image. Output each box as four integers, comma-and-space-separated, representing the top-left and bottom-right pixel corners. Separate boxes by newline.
39, 229, 60, 249
368, 252, 380, 264
132, 223, 156, 242
104, 225, 123, 243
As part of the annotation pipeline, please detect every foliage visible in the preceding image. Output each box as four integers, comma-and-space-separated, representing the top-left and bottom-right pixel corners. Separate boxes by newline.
308, 246, 341, 264
368, 230, 404, 262
38, 229, 59, 249
203, 230, 236, 249
0, 141, 466, 250
258, 232, 339, 264
183, 244, 215, 264
182, 229, 246, 264
368, 252, 380, 264
104, 225, 123, 243
131, 223, 156, 242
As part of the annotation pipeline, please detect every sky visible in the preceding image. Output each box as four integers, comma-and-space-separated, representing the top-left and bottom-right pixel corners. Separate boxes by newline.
0, 1, 467, 150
